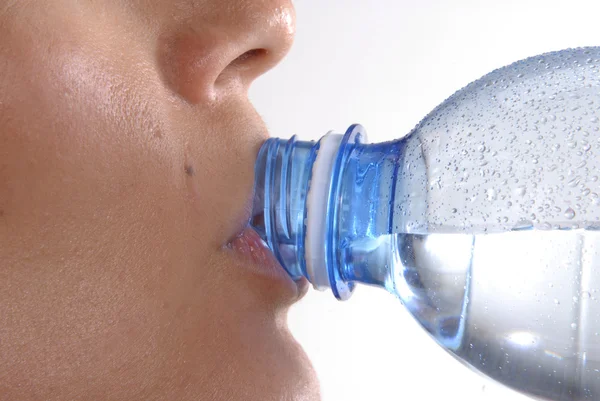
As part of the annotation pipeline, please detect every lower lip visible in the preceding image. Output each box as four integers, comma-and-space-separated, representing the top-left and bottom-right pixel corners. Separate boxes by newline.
227, 227, 309, 297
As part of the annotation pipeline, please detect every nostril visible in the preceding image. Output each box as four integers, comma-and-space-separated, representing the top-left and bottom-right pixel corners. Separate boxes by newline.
216, 48, 270, 87
231, 48, 268, 66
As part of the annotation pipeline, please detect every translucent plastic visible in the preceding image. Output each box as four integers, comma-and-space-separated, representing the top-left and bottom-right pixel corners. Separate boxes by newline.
251, 47, 600, 400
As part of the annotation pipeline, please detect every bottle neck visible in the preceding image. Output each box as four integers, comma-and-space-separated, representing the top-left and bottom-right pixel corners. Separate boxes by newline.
251, 135, 316, 282
251, 125, 408, 300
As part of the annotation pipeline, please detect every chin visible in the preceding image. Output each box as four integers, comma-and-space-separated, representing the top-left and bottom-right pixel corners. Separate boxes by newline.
279, 329, 322, 401
240, 320, 322, 401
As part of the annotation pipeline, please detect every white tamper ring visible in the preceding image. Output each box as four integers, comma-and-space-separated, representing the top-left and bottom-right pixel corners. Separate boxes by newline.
304, 132, 343, 290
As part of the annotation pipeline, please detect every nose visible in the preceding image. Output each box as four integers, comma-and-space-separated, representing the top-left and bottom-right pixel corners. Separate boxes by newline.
158, 0, 295, 104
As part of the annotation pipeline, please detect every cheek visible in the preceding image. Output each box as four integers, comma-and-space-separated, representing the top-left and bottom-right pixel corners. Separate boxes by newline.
0, 14, 201, 250
0, 35, 196, 273
0, 19, 216, 397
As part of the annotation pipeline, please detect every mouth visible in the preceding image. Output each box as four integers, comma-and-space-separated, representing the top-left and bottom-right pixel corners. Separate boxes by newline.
226, 226, 309, 301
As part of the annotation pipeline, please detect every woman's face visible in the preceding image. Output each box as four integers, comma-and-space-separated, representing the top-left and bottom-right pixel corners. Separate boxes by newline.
0, 1, 319, 400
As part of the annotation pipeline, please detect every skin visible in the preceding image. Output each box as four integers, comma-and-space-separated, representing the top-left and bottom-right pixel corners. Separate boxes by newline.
0, 1, 320, 400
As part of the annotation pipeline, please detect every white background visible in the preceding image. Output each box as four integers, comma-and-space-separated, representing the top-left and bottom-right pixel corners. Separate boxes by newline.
250, 1, 600, 400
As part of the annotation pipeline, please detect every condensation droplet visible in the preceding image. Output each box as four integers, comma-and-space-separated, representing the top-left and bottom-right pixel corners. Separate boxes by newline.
565, 208, 576, 220
568, 177, 581, 188
515, 186, 527, 197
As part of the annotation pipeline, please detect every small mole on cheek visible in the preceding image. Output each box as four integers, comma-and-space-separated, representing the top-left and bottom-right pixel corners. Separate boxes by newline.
184, 164, 195, 177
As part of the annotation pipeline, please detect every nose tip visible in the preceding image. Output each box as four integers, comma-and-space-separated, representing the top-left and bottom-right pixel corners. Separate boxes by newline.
158, 0, 295, 104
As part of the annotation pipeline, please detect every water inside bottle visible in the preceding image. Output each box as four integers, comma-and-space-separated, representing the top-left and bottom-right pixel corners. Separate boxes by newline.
367, 229, 600, 400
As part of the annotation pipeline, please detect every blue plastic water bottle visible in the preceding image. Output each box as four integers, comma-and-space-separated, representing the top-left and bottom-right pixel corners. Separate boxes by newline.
251, 47, 600, 401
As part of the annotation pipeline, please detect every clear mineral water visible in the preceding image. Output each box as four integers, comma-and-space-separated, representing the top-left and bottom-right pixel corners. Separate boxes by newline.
252, 47, 600, 400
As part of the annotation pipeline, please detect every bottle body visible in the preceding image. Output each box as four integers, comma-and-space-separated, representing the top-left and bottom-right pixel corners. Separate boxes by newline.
252, 47, 600, 400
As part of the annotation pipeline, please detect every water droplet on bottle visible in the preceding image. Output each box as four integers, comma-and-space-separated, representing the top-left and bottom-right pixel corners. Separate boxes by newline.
515, 186, 527, 197
514, 219, 533, 230
591, 116, 599, 123
568, 177, 581, 188
554, 299, 561, 305
572, 323, 578, 330
564, 208, 576, 220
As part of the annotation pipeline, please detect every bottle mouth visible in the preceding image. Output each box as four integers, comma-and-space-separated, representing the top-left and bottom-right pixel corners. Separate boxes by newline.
250, 136, 317, 282
250, 125, 369, 301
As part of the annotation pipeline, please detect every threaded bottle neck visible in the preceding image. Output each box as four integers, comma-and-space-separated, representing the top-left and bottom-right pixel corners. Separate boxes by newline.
251, 135, 317, 281
251, 125, 372, 300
